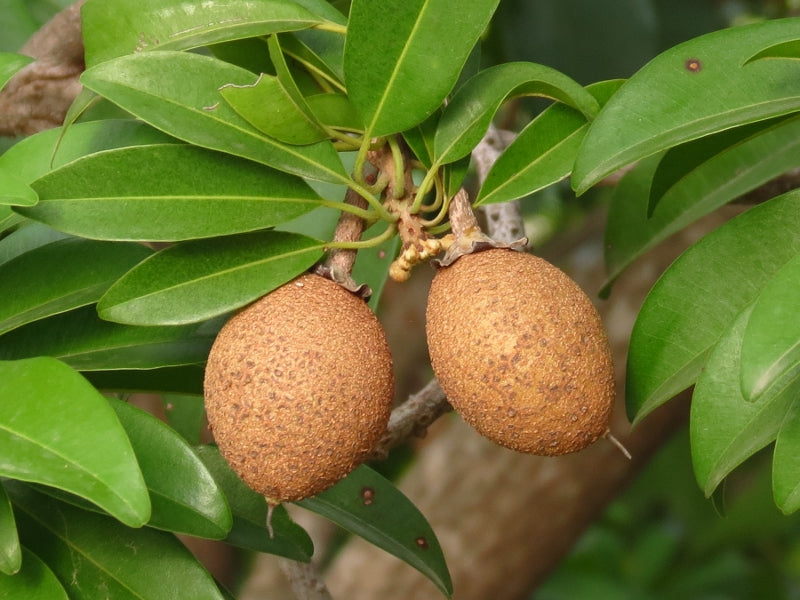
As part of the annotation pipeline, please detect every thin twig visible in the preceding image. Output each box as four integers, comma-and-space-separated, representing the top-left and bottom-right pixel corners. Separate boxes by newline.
369, 378, 450, 460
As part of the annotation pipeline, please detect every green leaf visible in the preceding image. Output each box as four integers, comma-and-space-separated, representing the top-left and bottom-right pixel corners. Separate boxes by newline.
0, 207, 24, 237
108, 398, 232, 538
773, 400, 800, 513
344, 0, 500, 137
23, 144, 326, 241
476, 80, 621, 206
0, 482, 21, 575
82, 0, 324, 67
0, 306, 218, 371
0, 238, 152, 335
740, 251, 800, 401
81, 52, 349, 184
603, 114, 800, 293
220, 74, 327, 144
746, 39, 800, 63
7, 482, 225, 600
646, 116, 790, 216
194, 446, 314, 561
306, 93, 364, 132
0, 222, 69, 267
0, 546, 67, 600
627, 190, 800, 424
0, 167, 37, 207
299, 465, 453, 598
162, 395, 206, 445
0, 53, 33, 91
0, 119, 176, 187
574, 18, 800, 193
691, 306, 796, 497
434, 62, 599, 167
85, 366, 205, 396
98, 231, 324, 326
0, 358, 150, 527
281, 31, 346, 90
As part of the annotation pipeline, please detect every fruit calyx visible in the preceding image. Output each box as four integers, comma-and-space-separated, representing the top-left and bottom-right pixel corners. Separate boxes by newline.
433, 188, 527, 267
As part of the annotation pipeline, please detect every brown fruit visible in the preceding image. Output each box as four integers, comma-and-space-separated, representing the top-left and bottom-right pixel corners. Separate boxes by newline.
425, 248, 614, 456
203, 273, 394, 503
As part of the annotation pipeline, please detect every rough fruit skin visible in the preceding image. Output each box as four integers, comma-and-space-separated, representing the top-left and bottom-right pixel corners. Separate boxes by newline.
426, 248, 614, 456
204, 273, 394, 503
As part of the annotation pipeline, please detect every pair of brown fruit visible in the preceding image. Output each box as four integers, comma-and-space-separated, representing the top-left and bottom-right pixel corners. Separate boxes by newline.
203, 248, 616, 505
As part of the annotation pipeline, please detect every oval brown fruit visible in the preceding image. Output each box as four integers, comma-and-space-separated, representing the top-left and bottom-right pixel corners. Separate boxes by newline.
204, 273, 394, 503
426, 248, 615, 456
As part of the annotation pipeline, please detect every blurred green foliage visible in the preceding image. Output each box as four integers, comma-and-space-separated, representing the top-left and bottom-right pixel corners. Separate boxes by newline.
535, 428, 800, 599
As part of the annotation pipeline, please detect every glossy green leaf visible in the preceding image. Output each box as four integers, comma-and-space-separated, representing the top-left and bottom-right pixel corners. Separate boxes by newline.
691, 306, 796, 497
0, 482, 20, 575
402, 113, 439, 168
773, 401, 800, 513
194, 446, 314, 561
0, 358, 150, 527
0, 306, 218, 371
162, 395, 206, 445
81, 52, 349, 184
0, 207, 24, 236
0, 238, 152, 335
85, 366, 205, 396
108, 398, 232, 538
281, 30, 346, 90
0, 167, 37, 207
627, 190, 800, 424
344, 0, 500, 137
435, 62, 599, 167
98, 231, 324, 326
292, 0, 347, 24
220, 74, 327, 144
646, 116, 789, 216
476, 80, 621, 206
746, 39, 800, 63
82, 0, 324, 67
7, 482, 225, 600
0, 547, 67, 600
574, 18, 800, 193
299, 465, 453, 597
0, 119, 176, 187
603, 114, 800, 293
306, 93, 363, 132
0, 53, 33, 91
270, 33, 329, 141
740, 252, 800, 402
23, 144, 326, 241
0, 222, 69, 267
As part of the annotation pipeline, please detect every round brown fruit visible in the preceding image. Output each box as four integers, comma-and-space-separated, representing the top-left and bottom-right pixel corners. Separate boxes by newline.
425, 248, 615, 456
204, 273, 394, 503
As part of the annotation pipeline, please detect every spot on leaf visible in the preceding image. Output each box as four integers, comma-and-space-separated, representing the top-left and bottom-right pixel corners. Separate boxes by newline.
685, 58, 702, 73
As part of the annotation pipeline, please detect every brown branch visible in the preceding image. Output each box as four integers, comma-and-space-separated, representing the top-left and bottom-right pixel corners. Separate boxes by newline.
369, 378, 450, 461
0, 0, 86, 136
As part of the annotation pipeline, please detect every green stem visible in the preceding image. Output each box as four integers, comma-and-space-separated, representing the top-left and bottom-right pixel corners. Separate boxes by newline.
325, 223, 397, 249
410, 163, 441, 214
318, 198, 376, 221
387, 136, 406, 199
313, 22, 348, 35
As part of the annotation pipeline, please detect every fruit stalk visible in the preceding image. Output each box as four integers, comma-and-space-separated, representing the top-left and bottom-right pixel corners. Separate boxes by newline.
316, 187, 372, 296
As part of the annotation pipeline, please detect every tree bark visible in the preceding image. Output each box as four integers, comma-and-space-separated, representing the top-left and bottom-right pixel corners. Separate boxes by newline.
0, 0, 85, 136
